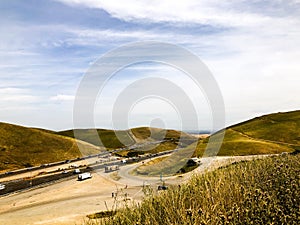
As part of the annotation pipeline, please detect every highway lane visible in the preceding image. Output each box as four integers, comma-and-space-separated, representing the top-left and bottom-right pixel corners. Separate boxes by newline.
0, 140, 171, 183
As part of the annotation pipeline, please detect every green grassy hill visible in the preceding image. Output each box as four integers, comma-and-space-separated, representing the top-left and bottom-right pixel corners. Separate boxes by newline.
130, 127, 194, 142
57, 127, 197, 157
228, 110, 300, 145
196, 110, 300, 156
57, 129, 135, 149
2, 110, 299, 172
0, 123, 100, 172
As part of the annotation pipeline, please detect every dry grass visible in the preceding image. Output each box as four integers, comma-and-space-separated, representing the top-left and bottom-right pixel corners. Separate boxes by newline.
131, 156, 168, 176
0, 122, 99, 172
86, 154, 300, 225
109, 171, 121, 181
195, 110, 300, 157
132, 143, 197, 176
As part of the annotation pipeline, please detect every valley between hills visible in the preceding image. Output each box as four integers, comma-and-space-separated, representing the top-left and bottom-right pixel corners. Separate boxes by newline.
0, 110, 299, 225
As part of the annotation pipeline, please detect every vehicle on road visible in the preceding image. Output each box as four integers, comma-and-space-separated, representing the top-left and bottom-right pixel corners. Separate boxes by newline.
158, 185, 168, 191
78, 172, 92, 181
73, 169, 80, 174
105, 165, 119, 173
0, 184, 5, 190
70, 164, 79, 168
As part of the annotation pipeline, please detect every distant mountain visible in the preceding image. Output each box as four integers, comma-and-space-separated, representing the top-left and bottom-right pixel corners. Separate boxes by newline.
196, 110, 300, 156
0, 123, 100, 172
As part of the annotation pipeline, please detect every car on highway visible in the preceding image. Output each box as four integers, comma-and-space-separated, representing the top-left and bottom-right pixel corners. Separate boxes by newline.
73, 169, 80, 174
0, 184, 5, 190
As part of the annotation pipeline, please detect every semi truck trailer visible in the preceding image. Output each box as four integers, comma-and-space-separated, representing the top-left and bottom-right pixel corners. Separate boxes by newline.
78, 172, 92, 181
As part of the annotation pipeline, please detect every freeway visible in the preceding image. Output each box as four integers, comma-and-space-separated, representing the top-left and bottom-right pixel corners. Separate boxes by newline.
0, 147, 175, 196
0, 139, 170, 181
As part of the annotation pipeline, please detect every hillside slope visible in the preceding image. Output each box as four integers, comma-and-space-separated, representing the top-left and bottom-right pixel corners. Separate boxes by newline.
196, 110, 300, 156
0, 123, 100, 172
229, 110, 300, 145
57, 127, 197, 157
57, 129, 135, 149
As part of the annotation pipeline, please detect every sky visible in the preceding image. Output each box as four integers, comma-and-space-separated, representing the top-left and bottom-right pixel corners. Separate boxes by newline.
0, 0, 300, 131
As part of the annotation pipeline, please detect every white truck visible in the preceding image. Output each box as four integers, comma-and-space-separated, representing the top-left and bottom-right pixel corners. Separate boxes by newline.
78, 172, 92, 181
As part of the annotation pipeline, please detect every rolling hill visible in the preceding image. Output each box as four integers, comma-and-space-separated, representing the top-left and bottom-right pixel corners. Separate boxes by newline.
57, 129, 135, 149
1, 110, 299, 172
195, 110, 300, 157
56, 127, 197, 157
0, 123, 100, 172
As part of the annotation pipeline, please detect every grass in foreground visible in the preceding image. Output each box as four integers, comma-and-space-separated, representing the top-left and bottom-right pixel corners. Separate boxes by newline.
86, 154, 300, 225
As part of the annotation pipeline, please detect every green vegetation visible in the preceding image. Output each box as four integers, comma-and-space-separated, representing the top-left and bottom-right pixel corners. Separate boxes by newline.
131, 156, 168, 176
1, 110, 300, 172
115, 141, 178, 158
87, 211, 116, 219
0, 123, 196, 172
0, 123, 99, 172
177, 159, 199, 174
131, 127, 195, 143
58, 127, 197, 156
86, 154, 300, 225
130, 127, 153, 140
132, 142, 198, 176
196, 110, 300, 156
133, 155, 198, 176
230, 110, 300, 145
57, 129, 135, 150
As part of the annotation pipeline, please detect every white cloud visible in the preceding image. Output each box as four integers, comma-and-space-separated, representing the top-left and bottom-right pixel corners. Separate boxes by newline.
50, 94, 75, 101
0, 88, 40, 113
56, 0, 274, 27
1, 1, 299, 130
68, 16, 300, 129
0, 88, 38, 101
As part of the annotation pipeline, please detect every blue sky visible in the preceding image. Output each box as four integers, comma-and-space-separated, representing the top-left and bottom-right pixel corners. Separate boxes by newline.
0, 0, 300, 131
